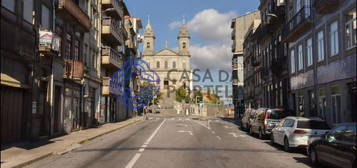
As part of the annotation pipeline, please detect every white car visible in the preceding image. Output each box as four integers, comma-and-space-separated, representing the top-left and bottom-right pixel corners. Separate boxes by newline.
270, 117, 330, 152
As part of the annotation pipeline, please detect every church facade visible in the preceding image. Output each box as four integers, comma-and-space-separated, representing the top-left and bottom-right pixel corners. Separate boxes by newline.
142, 21, 192, 92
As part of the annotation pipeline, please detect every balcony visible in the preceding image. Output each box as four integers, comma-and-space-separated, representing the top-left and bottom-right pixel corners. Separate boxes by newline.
64, 59, 84, 79
102, 77, 111, 96
102, 17, 126, 45
315, 0, 340, 14
267, 4, 286, 25
283, 6, 313, 42
232, 79, 239, 86
57, 0, 91, 32
231, 30, 236, 40
101, 47, 123, 71
101, 0, 124, 19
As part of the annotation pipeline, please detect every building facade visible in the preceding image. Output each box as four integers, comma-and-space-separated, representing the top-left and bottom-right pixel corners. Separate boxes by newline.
142, 22, 192, 95
231, 11, 260, 119
285, 0, 356, 124
1, 0, 141, 145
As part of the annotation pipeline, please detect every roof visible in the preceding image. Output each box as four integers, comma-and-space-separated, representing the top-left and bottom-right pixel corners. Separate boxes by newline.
154, 48, 179, 56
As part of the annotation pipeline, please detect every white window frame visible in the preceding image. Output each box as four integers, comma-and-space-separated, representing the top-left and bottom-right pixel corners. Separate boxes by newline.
298, 44, 304, 70
290, 49, 296, 73
306, 38, 313, 66
317, 31, 325, 62
345, 9, 356, 49
330, 21, 339, 56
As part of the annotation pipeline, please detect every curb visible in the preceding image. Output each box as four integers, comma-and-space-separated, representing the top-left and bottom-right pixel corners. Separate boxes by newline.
7, 118, 143, 168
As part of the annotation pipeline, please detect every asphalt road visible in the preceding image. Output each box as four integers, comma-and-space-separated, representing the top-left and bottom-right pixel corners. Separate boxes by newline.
25, 115, 314, 168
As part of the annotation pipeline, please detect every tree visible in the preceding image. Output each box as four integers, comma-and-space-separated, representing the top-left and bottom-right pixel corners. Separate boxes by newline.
138, 82, 161, 107
176, 87, 191, 103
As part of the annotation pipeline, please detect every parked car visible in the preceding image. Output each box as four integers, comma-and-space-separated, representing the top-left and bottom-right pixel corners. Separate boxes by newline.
308, 123, 357, 168
271, 117, 330, 152
249, 108, 287, 138
240, 108, 256, 131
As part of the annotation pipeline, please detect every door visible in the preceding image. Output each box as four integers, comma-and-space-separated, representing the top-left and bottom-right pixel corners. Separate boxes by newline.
1, 86, 24, 144
53, 86, 61, 133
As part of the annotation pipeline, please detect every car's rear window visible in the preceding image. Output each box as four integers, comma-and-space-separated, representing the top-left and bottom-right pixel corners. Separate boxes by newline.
268, 110, 287, 119
297, 120, 330, 129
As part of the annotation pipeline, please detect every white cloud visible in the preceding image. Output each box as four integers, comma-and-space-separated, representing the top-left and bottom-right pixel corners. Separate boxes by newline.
190, 44, 232, 71
168, 9, 236, 71
187, 9, 236, 42
168, 21, 182, 30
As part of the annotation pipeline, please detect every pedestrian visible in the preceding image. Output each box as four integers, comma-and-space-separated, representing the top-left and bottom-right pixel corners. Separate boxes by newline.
143, 106, 148, 120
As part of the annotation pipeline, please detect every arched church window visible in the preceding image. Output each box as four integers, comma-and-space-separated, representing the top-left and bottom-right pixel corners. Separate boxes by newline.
147, 42, 150, 48
156, 61, 160, 68
173, 61, 176, 69
183, 42, 186, 49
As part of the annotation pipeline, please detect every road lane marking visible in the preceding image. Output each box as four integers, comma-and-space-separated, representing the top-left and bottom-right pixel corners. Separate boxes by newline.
193, 120, 211, 130
124, 119, 166, 168
229, 132, 238, 138
239, 135, 246, 137
207, 120, 211, 129
178, 130, 193, 136
216, 136, 222, 140
211, 131, 216, 134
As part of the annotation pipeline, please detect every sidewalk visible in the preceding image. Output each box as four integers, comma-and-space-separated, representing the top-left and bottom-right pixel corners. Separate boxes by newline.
1, 117, 143, 168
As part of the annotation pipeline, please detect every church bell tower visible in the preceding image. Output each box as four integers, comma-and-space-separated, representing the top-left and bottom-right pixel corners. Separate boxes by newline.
178, 23, 190, 56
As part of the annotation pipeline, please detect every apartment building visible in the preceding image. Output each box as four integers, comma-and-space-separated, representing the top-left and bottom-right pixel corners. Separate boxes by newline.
285, 0, 356, 124
231, 11, 260, 119
1, 0, 141, 145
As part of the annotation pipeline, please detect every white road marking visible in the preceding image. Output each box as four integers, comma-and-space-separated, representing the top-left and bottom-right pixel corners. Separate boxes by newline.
211, 131, 216, 134
229, 132, 238, 138
186, 118, 190, 121
170, 118, 175, 120
239, 135, 246, 137
178, 124, 188, 127
193, 120, 211, 130
124, 119, 166, 168
179, 118, 182, 121
216, 136, 222, 140
178, 130, 193, 136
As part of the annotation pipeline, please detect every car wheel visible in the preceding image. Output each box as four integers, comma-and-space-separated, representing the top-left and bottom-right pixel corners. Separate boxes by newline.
258, 129, 263, 139
284, 137, 291, 152
270, 134, 275, 145
309, 147, 319, 166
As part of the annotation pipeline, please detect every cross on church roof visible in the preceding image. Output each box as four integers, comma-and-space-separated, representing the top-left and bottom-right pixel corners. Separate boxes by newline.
165, 40, 169, 48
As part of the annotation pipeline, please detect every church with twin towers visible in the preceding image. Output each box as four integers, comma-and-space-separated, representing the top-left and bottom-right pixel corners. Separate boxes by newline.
142, 19, 192, 93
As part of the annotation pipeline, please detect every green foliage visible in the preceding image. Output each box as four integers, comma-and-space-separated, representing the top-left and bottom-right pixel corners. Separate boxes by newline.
175, 87, 191, 103
138, 82, 161, 106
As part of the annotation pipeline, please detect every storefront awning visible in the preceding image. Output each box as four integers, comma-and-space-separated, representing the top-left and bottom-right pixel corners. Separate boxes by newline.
0, 73, 29, 88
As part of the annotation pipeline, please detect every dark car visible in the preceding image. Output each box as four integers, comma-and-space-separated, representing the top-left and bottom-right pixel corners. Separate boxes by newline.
240, 108, 256, 131
249, 108, 287, 139
308, 123, 357, 168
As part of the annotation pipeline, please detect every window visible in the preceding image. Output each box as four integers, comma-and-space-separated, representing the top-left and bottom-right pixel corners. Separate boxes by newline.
74, 40, 80, 61
304, 0, 311, 17
41, 5, 51, 30
283, 119, 295, 128
23, 0, 34, 23
345, 8, 356, 49
331, 95, 341, 123
65, 34, 72, 59
307, 38, 313, 66
1, 0, 15, 12
319, 96, 327, 119
173, 61, 176, 69
330, 21, 339, 56
146, 42, 150, 48
298, 44, 303, 70
183, 42, 186, 49
317, 31, 325, 61
165, 61, 168, 69
290, 49, 295, 73
156, 61, 160, 68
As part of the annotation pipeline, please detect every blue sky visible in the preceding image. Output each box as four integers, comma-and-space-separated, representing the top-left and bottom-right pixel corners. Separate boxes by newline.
126, 0, 259, 50
125, 0, 259, 101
